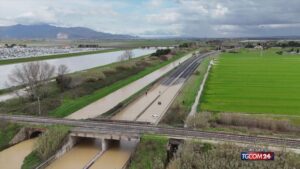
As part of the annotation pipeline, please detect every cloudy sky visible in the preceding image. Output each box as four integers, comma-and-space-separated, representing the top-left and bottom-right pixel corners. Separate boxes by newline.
0, 0, 300, 37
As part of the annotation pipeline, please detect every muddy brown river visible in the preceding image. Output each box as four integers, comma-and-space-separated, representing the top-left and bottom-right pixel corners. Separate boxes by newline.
0, 138, 36, 169
90, 149, 131, 169
46, 139, 101, 169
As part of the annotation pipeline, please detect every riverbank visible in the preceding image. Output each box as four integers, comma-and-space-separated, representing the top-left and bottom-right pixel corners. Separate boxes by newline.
0, 48, 120, 65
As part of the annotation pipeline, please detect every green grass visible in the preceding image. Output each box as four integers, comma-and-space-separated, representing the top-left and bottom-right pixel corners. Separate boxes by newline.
200, 49, 300, 118
49, 51, 191, 117
0, 48, 120, 65
129, 135, 168, 169
21, 152, 42, 169
0, 123, 21, 150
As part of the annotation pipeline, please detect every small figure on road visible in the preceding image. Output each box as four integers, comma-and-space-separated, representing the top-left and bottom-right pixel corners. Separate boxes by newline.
158, 101, 161, 105
145, 91, 148, 95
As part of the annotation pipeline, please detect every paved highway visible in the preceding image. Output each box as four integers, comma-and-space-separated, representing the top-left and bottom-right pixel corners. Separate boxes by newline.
0, 114, 299, 148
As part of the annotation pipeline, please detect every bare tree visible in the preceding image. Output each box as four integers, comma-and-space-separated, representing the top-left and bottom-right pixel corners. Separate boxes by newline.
57, 64, 69, 76
8, 61, 55, 115
118, 50, 134, 61
56, 64, 72, 92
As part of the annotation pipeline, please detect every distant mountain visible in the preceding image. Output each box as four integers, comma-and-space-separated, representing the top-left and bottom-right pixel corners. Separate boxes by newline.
0, 24, 137, 39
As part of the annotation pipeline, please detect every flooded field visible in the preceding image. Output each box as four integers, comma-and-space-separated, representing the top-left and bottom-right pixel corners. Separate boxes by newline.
0, 48, 156, 89
68, 53, 193, 119
0, 138, 36, 169
46, 139, 101, 169
90, 149, 131, 169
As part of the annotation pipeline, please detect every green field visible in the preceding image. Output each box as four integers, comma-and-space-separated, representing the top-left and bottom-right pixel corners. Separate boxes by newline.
200, 49, 300, 118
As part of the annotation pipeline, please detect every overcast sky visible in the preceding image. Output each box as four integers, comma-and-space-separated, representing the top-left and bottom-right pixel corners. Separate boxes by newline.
0, 0, 300, 37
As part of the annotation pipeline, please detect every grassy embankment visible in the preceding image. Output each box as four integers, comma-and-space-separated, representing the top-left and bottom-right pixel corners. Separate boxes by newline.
161, 55, 215, 126
200, 49, 300, 125
0, 123, 21, 150
49, 50, 192, 118
128, 135, 168, 169
0, 48, 120, 65
21, 125, 70, 169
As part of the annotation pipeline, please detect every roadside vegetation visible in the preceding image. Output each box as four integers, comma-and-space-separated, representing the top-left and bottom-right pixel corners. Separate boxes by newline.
128, 135, 168, 169
200, 49, 300, 126
21, 125, 70, 169
0, 48, 119, 65
0, 46, 198, 117
161, 53, 215, 127
0, 122, 21, 150
168, 141, 300, 169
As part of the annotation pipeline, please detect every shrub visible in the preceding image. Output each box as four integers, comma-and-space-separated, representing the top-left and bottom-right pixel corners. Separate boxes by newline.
168, 142, 300, 169
186, 112, 212, 129
97, 72, 106, 80
217, 113, 293, 132
56, 75, 72, 92
35, 125, 69, 160
276, 51, 283, 55
116, 63, 137, 71
151, 49, 171, 57
103, 67, 117, 75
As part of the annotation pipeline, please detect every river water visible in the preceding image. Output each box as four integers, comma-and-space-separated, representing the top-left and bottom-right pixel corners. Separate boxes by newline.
46, 139, 101, 169
90, 149, 131, 169
0, 138, 36, 169
0, 48, 157, 89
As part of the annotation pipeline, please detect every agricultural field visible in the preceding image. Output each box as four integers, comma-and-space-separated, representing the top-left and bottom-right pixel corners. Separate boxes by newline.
200, 49, 300, 124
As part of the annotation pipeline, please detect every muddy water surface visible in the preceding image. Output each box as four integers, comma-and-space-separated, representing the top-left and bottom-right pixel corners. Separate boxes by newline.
0, 138, 36, 169
46, 140, 101, 169
90, 149, 131, 169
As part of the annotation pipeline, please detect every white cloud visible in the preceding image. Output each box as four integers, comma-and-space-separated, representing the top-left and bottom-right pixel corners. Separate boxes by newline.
146, 9, 180, 25
212, 4, 228, 18
0, 0, 300, 37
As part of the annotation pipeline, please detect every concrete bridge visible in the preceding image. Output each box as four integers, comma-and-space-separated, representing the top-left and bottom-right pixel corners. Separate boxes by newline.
0, 114, 299, 149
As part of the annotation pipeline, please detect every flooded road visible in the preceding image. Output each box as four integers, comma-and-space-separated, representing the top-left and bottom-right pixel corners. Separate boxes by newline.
0, 48, 156, 89
114, 52, 211, 124
90, 149, 131, 169
137, 81, 184, 124
68, 52, 193, 119
0, 138, 36, 169
46, 139, 101, 169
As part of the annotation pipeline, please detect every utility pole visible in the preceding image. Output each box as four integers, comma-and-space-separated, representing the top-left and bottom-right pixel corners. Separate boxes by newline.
37, 96, 41, 116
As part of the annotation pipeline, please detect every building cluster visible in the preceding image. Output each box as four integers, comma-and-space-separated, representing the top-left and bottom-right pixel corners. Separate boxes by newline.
0, 46, 101, 60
